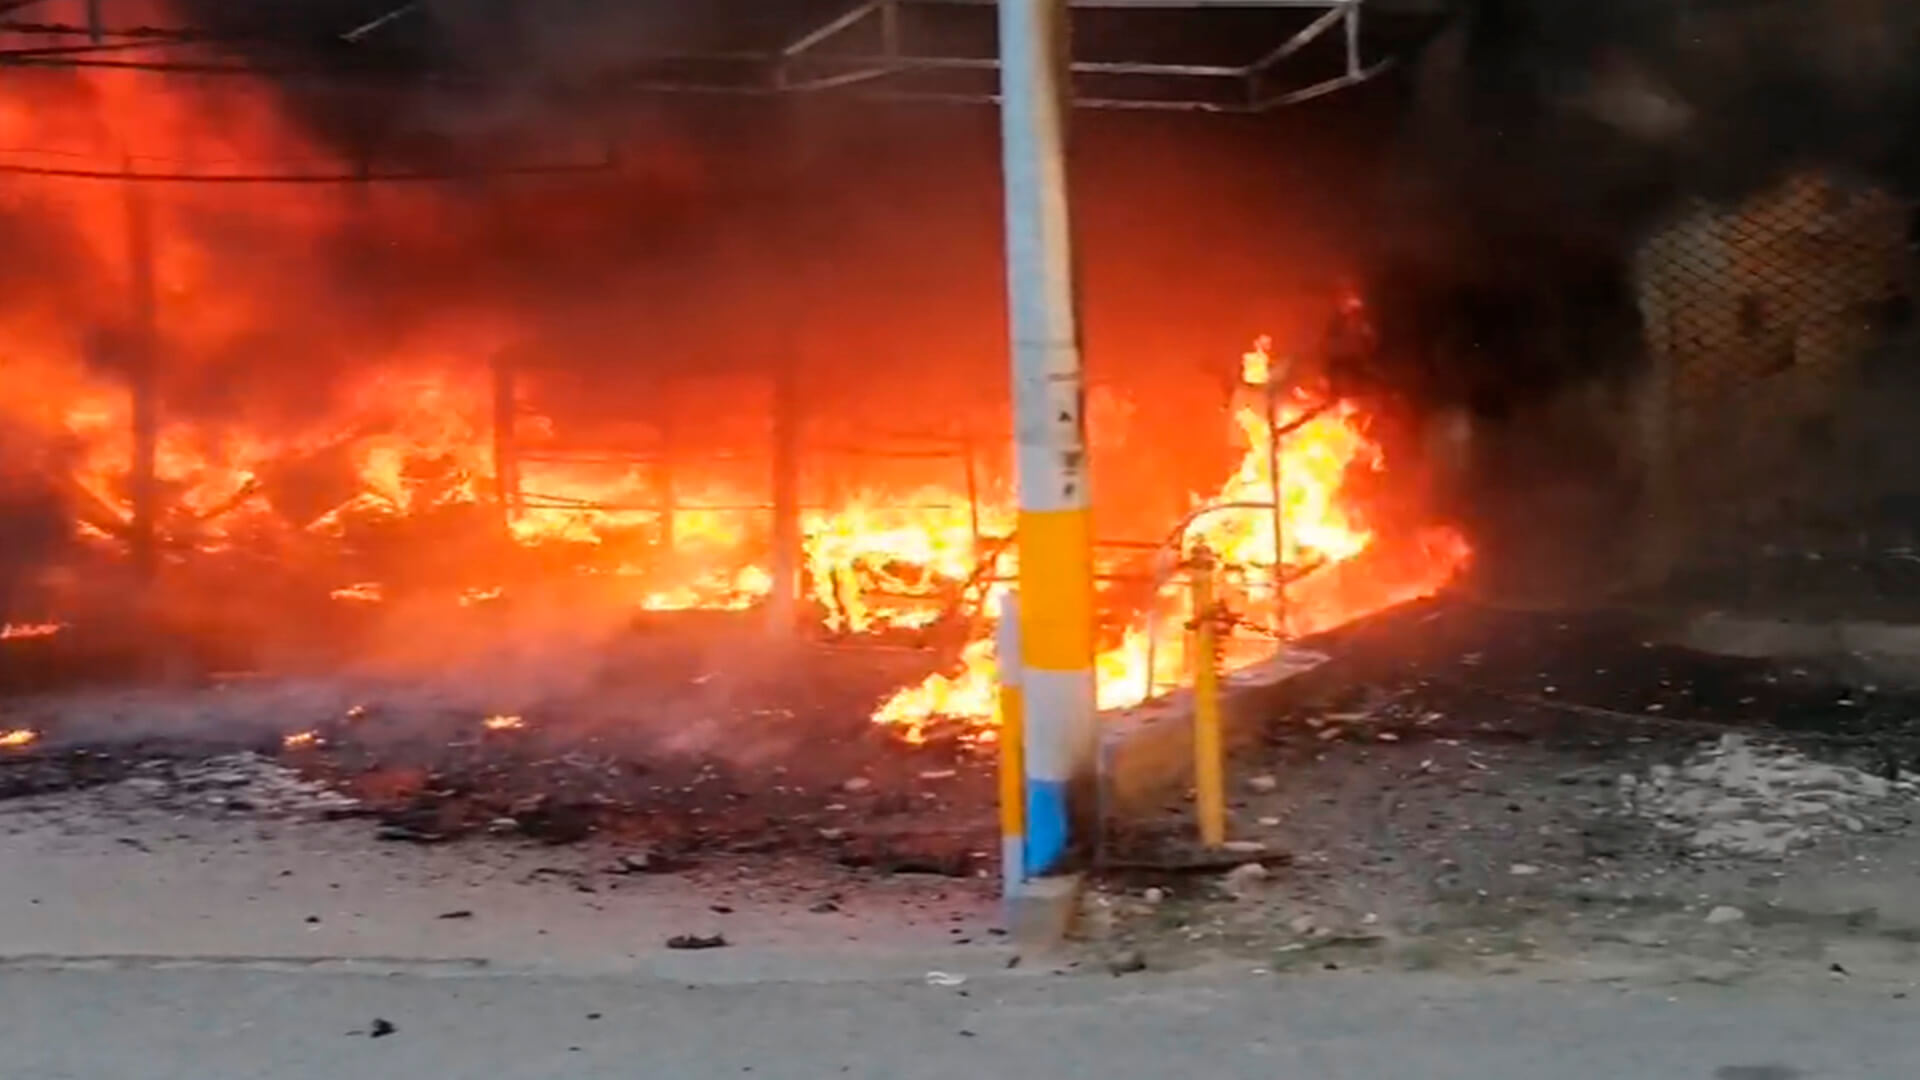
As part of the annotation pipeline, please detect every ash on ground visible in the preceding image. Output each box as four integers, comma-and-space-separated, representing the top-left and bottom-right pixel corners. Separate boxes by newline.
0, 627, 997, 880
1093, 600, 1920, 982
1627, 735, 1916, 859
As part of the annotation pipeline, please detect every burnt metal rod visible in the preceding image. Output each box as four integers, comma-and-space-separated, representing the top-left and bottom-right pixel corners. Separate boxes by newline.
1265, 375, 1286, 635
964, 435, 983, 555
767, 349, 803, 637
490, 350, 521, 523
657, 406, 678, 555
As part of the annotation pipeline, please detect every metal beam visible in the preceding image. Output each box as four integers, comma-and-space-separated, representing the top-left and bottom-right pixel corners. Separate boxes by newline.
928, 0, 1355, 7
775, 0, 1379, 112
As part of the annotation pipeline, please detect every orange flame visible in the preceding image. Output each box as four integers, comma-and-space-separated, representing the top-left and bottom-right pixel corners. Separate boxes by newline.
0, 728, 38, 749
869, 338, 1470, 739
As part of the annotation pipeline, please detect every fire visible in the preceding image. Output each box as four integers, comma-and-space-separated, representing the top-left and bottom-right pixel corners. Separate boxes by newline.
0, 728, 38, 749
282, 730, 319, 750
640, 566, 771, 613
459, 586, 505, 607
869, 337, 1470, 739
871, 637, 999, 743
804, 491, 1009, 634
0, 59, 1462, 755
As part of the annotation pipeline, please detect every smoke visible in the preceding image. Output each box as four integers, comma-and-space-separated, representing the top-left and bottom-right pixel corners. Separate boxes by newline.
1380, 0, 1920, 292
1362, 0, 1920, 599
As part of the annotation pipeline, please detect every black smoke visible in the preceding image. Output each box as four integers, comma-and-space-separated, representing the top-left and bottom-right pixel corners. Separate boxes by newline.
1369, 0, 1920, 406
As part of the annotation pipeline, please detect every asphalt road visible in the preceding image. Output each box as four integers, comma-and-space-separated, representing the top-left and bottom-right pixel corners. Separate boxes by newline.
0, 965, 1911, 1080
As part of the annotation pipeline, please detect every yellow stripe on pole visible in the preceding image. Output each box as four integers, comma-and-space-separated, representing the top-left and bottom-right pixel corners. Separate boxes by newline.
1016, 506, 1095, 672
997, 681, 1025, 842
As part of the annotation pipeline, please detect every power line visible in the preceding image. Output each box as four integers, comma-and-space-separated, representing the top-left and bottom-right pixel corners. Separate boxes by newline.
0, 157, 616, 184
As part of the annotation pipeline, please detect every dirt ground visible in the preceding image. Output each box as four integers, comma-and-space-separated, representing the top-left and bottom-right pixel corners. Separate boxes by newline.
11, 597, 1920, 991
1088, 601, 1920, 984
0, 617, 997, 875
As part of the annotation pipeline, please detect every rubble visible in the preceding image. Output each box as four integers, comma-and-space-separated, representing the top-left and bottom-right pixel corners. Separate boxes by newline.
1222, 863, 1270, 897
1705, 905, 1747, 925
608, 851, 679, 875
1624, 735, 1914, 858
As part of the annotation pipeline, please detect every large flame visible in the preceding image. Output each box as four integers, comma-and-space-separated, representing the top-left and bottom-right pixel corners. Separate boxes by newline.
870, 338, 1469, 743
0, 61, 1462, 747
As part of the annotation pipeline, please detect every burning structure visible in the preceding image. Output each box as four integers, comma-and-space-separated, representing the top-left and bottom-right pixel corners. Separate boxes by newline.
0, 0, 1909, 895
0, 1, 1477, 766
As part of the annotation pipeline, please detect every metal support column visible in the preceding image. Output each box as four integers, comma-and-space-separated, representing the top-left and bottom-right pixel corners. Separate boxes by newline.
657, 399, 678, 555
491, 350, 522, 523
123, 161, 159, 583
999, 0, 1096, 877
767, 350, 803, 636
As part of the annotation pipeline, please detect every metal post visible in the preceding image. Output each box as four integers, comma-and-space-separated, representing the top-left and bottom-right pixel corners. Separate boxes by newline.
1263, 362, 1287, 634
1000, 0, 1095, 877
1190, 544, 1226, 848
767, 351, 803, 636
657, 401, 678, 555
963, 435, 983, 555
124, 160, 159, 583
996, 591, 1026, 897
491, 350, 521, 524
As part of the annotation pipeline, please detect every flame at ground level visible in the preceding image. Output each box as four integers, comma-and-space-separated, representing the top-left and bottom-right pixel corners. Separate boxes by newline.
871, 340, 1470, 744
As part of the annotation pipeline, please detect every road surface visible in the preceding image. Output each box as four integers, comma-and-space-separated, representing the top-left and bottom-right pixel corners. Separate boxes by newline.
0, 962, 1911, 1079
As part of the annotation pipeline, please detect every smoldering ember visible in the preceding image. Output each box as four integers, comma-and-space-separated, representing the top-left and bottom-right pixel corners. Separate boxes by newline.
4, 0, 1920, 1014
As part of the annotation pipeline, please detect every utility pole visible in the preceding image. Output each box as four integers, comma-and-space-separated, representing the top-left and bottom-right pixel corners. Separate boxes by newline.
999, 0, 1095, 877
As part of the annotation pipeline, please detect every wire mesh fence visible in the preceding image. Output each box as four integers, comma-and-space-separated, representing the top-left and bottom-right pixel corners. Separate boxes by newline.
1633, 170, 1920, 617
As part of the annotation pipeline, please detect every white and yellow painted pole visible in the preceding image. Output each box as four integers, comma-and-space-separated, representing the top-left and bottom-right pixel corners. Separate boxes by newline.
998, 0, 1096, 877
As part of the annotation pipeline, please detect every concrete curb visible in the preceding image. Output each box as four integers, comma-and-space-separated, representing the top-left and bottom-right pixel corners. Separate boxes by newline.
1005, 875, 1083, 952
1670, 611, 1920, 686
1098, 647, 1329, 823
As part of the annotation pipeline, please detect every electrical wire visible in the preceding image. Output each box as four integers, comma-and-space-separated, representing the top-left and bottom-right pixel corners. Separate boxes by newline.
0, 157, 616, 183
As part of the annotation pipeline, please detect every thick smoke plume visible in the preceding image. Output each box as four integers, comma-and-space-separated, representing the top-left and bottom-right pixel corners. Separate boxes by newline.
1374, 0, 1920, 396
1366, 0, 1920, 598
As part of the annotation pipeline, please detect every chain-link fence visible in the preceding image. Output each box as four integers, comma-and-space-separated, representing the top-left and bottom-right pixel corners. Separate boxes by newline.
1633, 171, 1920, 618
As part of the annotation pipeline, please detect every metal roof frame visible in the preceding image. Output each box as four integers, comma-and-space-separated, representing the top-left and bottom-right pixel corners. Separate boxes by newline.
0, 0, 1389, 112
670, 0, 1389, 112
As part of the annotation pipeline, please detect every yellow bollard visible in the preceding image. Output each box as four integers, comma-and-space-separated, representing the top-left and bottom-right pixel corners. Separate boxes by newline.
995, 592, 1026, 887
1190, 544, 1226, 849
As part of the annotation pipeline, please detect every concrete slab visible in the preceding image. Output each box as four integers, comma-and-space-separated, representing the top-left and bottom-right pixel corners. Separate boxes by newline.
1004, 874, 1082, 951
0, 794, 1007, 981
1671, 611, 1920, 686
1099, 646, 1328, 822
